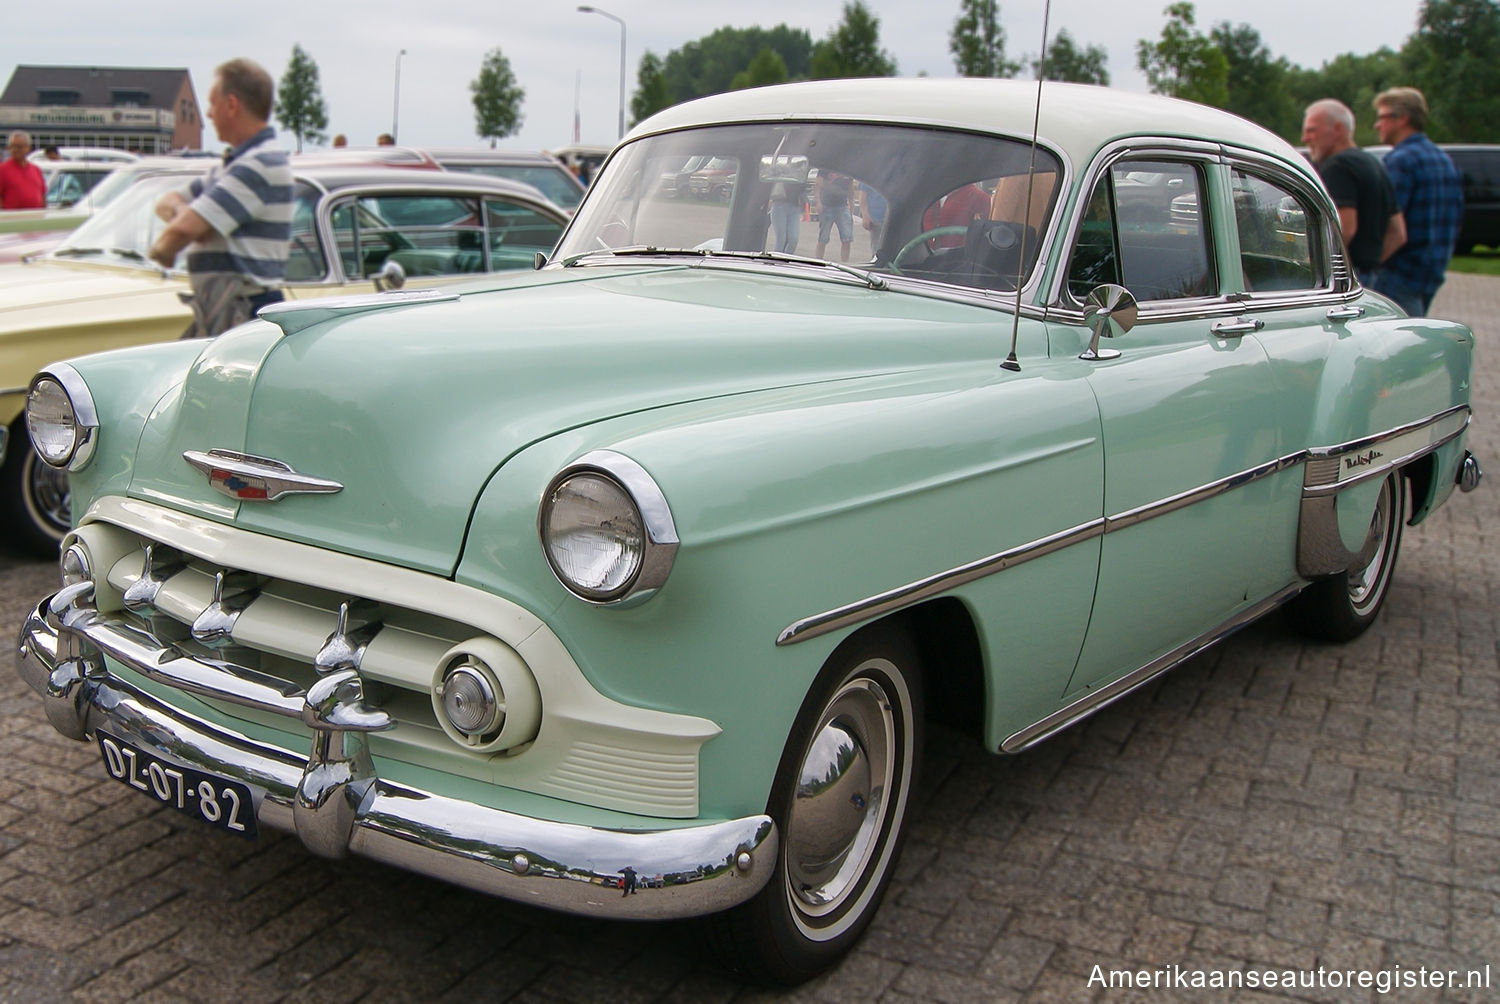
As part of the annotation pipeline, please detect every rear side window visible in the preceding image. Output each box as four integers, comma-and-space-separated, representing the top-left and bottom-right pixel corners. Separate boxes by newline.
1067, 160, 1214, 303
1231, 169, 1319, 293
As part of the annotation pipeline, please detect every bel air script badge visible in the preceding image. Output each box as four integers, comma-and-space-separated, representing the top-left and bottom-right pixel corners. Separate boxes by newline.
183, 449, 343, 502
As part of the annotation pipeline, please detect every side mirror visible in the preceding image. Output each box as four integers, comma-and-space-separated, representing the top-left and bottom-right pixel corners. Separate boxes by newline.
370, 259, 406, 292
1080, 284, 1137, 361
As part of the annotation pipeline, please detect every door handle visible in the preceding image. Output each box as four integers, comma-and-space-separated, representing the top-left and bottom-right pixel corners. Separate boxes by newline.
1326, 305, 1365, 321
1211, 317, 1264, 338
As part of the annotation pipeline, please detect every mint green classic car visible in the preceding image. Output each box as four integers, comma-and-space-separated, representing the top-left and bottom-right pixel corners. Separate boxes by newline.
14, 79, 1482, 984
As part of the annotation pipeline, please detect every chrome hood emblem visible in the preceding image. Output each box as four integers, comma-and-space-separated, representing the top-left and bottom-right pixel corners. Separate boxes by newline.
184, 449, 343, 502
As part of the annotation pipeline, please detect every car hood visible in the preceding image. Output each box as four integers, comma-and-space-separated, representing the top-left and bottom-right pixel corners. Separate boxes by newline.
128, 264, 1002, 574
0, 259, 182, 331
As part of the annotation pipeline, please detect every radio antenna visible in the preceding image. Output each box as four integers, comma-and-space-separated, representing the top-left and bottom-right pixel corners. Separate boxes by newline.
1000, 0, 1051, 373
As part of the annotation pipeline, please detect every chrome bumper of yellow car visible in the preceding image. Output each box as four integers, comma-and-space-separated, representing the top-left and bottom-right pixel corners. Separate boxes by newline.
16, 587, 776, 919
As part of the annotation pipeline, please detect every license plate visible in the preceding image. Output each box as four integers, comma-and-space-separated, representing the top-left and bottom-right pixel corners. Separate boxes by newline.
96, 730, 258, 838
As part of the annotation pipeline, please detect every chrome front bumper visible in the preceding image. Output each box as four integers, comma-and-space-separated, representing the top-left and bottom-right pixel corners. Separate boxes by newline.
16, 588, 776, 919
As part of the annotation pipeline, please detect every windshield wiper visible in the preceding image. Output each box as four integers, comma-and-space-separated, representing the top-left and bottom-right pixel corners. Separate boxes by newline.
559, 245, 698, 267
50, 246, 150, 262
699, 249, 889, 290
560, 245, 888, 290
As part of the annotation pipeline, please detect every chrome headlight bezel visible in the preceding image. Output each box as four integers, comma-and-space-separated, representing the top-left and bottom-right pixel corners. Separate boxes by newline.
538, 450, 679, 606
26, 364, 99, 471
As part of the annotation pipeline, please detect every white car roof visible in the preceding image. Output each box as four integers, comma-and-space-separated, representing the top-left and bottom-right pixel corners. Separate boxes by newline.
630, 78, 1309, 181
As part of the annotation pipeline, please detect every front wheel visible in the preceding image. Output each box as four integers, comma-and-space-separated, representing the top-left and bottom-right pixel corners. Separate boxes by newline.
706, 625, 924, 984
1288, 471, 1405, 642
1, 419, 68, 557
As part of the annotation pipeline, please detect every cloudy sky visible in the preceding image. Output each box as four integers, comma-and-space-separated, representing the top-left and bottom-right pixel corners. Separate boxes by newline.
7, 1, 1428, 152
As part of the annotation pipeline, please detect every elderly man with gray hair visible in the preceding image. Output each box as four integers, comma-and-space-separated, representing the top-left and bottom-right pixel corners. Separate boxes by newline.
1301, 98, 1404, 287
0, 131, 45, 210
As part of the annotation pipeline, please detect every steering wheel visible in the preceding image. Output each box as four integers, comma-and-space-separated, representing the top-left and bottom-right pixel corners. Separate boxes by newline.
888, 225, 970, 275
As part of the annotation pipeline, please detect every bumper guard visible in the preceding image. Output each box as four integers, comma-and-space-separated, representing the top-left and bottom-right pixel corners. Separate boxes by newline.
16, 586, 776, 919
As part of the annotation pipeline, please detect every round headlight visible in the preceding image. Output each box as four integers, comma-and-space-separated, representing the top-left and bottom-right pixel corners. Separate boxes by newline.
25, 367, 98, 471
541, 472, 646, 601
26, 378, 80, 468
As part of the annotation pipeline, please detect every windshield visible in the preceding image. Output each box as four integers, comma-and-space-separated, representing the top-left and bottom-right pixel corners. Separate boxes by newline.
444, 163, 584, 210
557, 122, 1064, 293
53, 173, 192, 267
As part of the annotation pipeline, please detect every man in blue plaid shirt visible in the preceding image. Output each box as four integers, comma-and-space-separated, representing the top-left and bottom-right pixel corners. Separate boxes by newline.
1369, 87, 1463, 317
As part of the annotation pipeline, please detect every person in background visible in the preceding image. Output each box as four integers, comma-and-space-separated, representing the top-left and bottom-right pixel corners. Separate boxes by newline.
0, 132, 45, 210
1369, 87, 1463, 316
41, 145, 62, 161
1301, 98, 1404, 286
331, 134, 347, 148
149, 58, 293, 337
858, 180, 888, 257
376, 133, 395, 146
815, 169, 854, 262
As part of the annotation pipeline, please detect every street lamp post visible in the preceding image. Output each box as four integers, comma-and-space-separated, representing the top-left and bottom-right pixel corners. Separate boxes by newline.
577, 5, 625, 140
392, 49, 407, 143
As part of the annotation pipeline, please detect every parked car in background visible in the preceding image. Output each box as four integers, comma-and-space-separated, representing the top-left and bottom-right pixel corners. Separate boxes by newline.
547, 143, 611, 184
14, 79, 1480, 985
428, 148, 585, 213
1440, 144, 1500, 253
30, 147, 138, 165
42, 161, 123, 208
0, 165, 567, 551
0, 155, 224, 260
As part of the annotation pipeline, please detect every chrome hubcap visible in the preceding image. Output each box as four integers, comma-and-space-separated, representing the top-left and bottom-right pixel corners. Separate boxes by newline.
785, 676, 896, 921
25, 452, 70, 538
1348, 477, 1395, 614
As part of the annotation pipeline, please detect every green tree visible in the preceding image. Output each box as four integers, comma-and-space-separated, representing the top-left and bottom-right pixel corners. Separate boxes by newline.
810, 2, 897, 79
1135, 2, 1229, 106
1035, 29, 1110, 84
1286, 48, 1406, 145
274, 44, 327, 153
470, 48, 525, 146
660, 26, 813, 105
950, 0, 1018, 78
631, 52, 673, 126
1211, 22, 1297, 136
1402, 0, 1500, 141
731, 47, 789, 90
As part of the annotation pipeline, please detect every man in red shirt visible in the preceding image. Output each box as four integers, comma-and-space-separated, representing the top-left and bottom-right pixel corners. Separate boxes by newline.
0, 132, 46, 210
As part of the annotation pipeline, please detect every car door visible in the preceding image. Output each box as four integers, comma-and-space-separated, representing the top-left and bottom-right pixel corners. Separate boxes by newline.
1056, 152, 1284, 699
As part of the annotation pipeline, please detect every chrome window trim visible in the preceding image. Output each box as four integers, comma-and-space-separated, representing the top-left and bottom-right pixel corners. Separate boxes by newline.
1047, 139, 1223, 312
777, 406, 1471, 647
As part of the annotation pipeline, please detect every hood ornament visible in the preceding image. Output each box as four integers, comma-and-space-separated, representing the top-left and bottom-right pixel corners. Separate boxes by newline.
184, 449, 343, 502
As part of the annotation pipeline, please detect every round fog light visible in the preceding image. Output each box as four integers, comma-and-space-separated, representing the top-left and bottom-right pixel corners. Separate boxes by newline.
60, 543, 92, 589
440, 661, 502, 737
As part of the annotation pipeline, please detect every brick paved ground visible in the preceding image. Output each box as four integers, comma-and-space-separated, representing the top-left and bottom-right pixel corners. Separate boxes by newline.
0, 276, 1495, 1002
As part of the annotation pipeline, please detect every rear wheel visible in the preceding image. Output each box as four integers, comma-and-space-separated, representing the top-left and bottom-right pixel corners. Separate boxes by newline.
1, 419, 68, 557
1289, 472, 1404, 642
706, 625, 923, 985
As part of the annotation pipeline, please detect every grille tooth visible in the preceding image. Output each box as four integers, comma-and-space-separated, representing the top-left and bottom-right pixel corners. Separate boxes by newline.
122, 542, 187, 611
314, 599, 384, 675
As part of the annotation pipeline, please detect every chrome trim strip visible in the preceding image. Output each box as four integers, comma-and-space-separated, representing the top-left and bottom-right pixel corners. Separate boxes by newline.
16, 596, 775, 920
776, 518, 1105, 646
778, 406, 1470, 647
1000, 584, 1302, 752
0, 384, 27, 398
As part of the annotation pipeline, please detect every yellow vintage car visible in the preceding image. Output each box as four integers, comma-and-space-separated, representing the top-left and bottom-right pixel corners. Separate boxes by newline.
0, 163, 568, 552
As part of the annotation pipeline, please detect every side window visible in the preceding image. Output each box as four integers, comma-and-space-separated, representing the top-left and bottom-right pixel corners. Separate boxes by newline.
284, 183, 326, 282
484, 199, 565, 270
331, 194, 486, 278
1067, 160, 1214, 302
1231, 170, 1318, 292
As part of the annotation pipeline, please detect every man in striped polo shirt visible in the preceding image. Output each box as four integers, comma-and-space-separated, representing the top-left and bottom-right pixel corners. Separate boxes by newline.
149, 58, 293, 337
